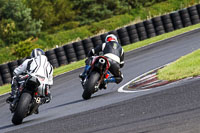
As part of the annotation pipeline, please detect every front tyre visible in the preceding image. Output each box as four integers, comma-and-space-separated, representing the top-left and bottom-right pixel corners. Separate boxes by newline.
12, 92, 32, 125
82, 71, 100, 100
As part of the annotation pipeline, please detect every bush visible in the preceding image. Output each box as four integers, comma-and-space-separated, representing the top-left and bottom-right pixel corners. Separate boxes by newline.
12, 37, 43, 58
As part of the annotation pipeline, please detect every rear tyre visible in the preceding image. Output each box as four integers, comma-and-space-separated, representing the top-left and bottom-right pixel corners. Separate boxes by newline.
82, 71, 100, 100
12, 92, 32, 125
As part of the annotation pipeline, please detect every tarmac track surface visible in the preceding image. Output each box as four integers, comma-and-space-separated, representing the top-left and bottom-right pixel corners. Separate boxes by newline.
0, 29, 200, 133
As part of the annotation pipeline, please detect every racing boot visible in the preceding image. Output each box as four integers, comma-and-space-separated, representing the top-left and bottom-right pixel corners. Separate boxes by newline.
40, 95, 51, 104
45, 93, 52, 103
79, 65, 91, 81
104, 77, 116, 84
6, 77, 19, 103
41, 85, 52, 104
6, 87, 18, 103
100, 80, 107, 89
100, 77, 116, 89
6, 94, 14, 103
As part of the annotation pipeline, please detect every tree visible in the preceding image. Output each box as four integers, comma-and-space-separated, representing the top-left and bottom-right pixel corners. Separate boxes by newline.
26, 0, 75, 29
70, 0, 129, 25
0, 19, 17, 45
25, 0, 55, 29
0, 0, 6, 18
0, 0, 42, 45
54, 0, 75, 25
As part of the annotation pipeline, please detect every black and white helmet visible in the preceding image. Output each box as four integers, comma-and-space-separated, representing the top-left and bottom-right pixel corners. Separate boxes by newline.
31, 48, 45, 58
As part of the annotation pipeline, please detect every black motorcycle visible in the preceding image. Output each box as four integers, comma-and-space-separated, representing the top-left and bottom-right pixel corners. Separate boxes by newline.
9, 74, 46, 125
81, 56, 110, 100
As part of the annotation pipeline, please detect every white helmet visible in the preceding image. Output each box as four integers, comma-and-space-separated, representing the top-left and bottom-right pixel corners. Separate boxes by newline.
105, 34, 118, 43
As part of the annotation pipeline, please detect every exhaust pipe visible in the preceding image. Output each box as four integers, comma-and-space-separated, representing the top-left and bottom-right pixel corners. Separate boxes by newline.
99, 58, 105, 64
97, 58, 105, 69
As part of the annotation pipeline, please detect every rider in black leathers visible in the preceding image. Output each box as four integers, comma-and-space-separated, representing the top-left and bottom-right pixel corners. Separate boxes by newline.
80, 34, 124, 86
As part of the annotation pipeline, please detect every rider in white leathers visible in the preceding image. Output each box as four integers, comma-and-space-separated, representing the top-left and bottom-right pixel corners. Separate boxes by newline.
7, 48, 53, 104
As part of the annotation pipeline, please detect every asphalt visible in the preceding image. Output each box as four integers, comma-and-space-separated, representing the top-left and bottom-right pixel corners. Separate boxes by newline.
6, 78, 200, 133
0, 28, 200, 133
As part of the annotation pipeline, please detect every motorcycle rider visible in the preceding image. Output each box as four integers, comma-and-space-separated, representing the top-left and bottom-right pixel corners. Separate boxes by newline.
80, 34, 124, 87
6, 48, 53, 104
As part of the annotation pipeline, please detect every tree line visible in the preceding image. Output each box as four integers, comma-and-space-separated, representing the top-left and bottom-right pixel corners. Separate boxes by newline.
0, 0, 166, 46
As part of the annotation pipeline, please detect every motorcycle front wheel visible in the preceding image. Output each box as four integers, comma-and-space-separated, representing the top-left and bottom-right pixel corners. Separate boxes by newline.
82, 71, 100, 100
12, 92, 32, 125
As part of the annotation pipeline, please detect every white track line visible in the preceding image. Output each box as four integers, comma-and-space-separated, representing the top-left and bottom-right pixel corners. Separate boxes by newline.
118, 65, 166, 93
118, 75, 151, 93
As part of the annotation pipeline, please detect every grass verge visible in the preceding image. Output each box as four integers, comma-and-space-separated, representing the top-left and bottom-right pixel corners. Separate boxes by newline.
1, 23, 200, 95
158, 49, 200, 81
0, 84, 11, 95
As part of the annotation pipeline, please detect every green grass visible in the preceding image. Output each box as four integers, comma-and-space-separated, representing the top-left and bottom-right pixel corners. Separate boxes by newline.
0, 84, 11, 95
53, 60, 85, 76
158, 49, 200, 81
1, 23, 200, 95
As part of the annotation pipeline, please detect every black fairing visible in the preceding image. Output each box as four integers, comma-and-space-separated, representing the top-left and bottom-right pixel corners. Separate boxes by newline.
25, 76, 40, 92
93, 58, 107, 74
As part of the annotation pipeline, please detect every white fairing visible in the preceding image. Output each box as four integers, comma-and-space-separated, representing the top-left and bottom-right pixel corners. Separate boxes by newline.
14, 55, 53, 96
104, 53, 120, 64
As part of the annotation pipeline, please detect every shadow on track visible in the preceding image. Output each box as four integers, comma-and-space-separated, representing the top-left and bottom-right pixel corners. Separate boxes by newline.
0, 124, 13, 130
0, 115, 51, 132
48, 99, 84, 110
48, 90, 116, 110
92, 91, 117, 98
48, 85, 118, 110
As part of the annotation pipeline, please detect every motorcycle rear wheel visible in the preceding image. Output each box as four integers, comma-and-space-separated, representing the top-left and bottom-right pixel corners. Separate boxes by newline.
12, 92, 32, 125
82, 71, 100, 100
